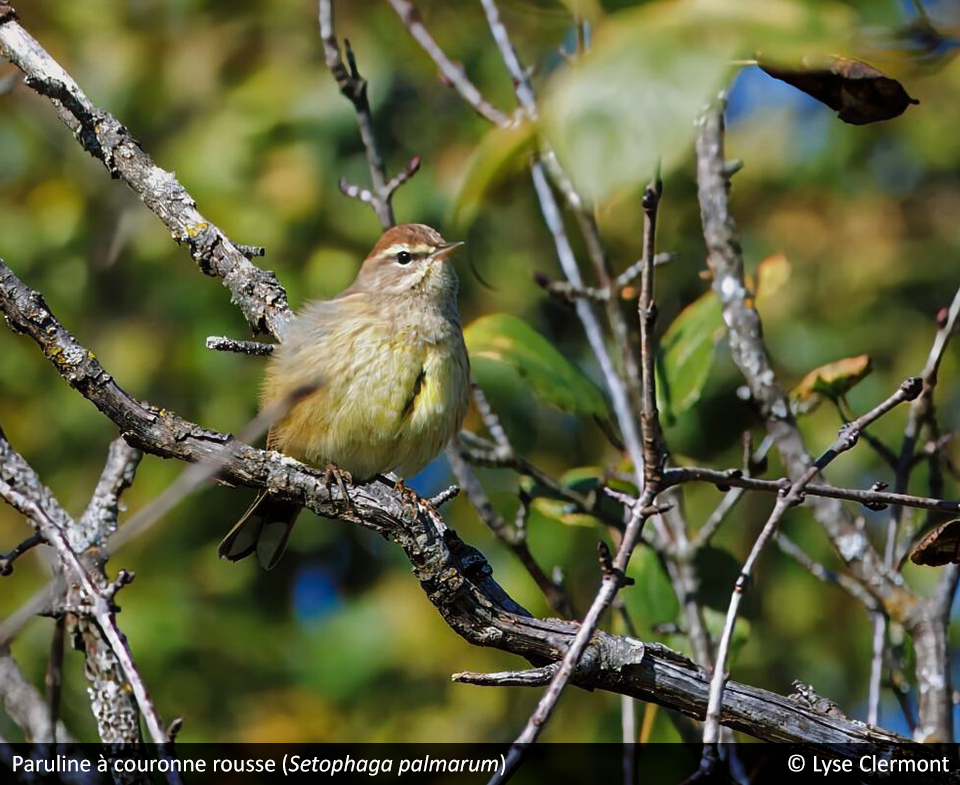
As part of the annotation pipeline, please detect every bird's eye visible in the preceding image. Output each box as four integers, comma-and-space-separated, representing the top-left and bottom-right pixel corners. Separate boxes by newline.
396, 251, 412, 265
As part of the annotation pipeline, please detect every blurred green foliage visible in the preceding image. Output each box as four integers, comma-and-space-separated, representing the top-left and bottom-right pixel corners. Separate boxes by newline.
3, 0, 960, 745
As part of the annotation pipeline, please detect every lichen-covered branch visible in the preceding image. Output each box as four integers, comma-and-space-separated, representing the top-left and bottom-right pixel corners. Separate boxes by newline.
701, 379, 921, 752
0, 5, 292, 339
0, 257, 927, 755
0, 646, 74, 743
695, 100, 952, 744
0, 426, 162, 752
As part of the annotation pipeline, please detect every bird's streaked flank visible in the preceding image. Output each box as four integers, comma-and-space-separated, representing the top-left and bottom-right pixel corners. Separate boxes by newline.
219, 223, 469, 569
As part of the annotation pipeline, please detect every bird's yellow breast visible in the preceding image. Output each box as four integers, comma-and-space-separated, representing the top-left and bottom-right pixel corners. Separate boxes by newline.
262, 297, 469, 480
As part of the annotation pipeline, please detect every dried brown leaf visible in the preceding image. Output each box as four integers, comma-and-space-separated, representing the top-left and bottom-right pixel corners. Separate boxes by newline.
910, 520, 960, 567
760, 56, 918, 125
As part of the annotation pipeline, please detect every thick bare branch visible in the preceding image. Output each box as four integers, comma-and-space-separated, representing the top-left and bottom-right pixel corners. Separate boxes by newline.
0, 10, 292, 339
0, 426, 167, 752
0, 257, 924, 755
701, 378, 921, 751
0, 646, 74, 743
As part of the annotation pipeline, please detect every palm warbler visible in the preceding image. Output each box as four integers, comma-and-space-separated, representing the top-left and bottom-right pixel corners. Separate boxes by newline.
219, 223, 470, 569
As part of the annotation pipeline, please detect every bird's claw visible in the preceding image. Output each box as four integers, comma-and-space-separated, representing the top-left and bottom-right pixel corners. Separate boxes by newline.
323, 463, 356, 514
395, 478, 421, 506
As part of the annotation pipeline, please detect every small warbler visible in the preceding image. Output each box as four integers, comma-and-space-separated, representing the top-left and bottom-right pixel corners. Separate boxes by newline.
219, 223, 470, 569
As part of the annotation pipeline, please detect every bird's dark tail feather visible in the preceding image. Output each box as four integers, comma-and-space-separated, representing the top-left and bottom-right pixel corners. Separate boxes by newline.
218, 491, 301, 570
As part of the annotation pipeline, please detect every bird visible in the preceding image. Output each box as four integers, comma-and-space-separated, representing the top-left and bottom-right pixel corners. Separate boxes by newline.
218, 223, 470, 569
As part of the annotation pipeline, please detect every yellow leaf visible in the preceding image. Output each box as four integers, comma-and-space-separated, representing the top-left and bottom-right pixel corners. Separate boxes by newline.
756, 252, 791, 302
791, 354, 872, 414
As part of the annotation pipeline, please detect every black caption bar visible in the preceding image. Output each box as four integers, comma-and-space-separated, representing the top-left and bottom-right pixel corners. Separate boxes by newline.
2, 743, 958, 784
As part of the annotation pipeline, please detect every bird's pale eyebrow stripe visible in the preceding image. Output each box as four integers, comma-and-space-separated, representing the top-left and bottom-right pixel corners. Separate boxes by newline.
382, 244, 433, 257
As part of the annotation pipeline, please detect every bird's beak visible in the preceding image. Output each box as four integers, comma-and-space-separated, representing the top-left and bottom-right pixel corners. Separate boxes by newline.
431, 241, 464, 261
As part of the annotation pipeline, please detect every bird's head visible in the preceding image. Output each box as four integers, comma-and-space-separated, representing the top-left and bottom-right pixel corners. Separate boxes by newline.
351, 223, 463, 302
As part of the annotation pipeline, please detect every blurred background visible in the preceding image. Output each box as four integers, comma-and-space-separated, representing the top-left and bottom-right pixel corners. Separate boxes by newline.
3, 0, 960, 745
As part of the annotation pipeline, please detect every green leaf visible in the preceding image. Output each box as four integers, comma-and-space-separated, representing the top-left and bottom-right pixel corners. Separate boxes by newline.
625, 546, 680, 630
525, 466, 633, 528
541, 0, 854, 202
465, 313, 612, 420
693, 546, 751, 612
791, 354, 873, 415
453, 121, 536, 227
656, 291, 726, 424
702, 608, 752, 665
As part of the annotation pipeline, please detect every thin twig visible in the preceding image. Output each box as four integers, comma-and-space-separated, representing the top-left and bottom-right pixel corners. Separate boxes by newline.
868, 613, 886, 727
427, 485, 460, 508
0, 531, 43, 576
661, 466, 960, 516
384, 0, 510, 126
452, 662, 560, 687
529, 163, 648, 493
457, 432, 624, 531
478, 0, 538, 118
688, 436, 772, 555
318, 1, 421, 228
775, 532, 879, 611
471, 384, 511, 452
493, 183, 667, 783
534, 253, 676, 306
872, 283, 960, 734
447, 446, 577, 618
700, 378, 921, 755
205, 336, 275, 356
45, 615, 64, 744
888, 286, 960, 564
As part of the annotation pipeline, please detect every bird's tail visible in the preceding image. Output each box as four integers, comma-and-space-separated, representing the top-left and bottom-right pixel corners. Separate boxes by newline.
218, 491, 301, 570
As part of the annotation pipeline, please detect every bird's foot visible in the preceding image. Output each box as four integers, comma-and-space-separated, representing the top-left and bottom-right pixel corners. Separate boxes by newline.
394, 478, 421, 506
323, 463, 355, 514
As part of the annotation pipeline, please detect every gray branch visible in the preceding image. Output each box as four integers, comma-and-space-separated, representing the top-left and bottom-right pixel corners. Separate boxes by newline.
79, 439, 142, 547
384, 0, 511, 126
205, 336, 275, 356
0, 257, 927, 757
695, 101, 954, 743
0, 646, 74, 743
0, 422, 167, 756
318, 1, 422, 228
0, 9, 292, 339
701, 379, 921, 749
